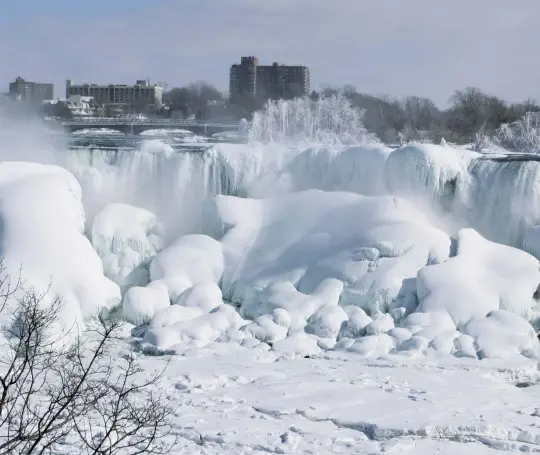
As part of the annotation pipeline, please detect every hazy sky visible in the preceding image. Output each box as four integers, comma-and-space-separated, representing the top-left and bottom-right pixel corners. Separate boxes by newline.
1, 0, 539, 106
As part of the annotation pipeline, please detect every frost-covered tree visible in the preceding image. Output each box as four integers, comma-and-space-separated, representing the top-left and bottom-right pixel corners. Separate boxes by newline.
496, 112, 540, 154
0, 261, 173, 454
249, 94, 377, 145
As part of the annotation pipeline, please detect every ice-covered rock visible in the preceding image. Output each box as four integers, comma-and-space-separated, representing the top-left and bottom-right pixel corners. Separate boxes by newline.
240, 278, 343, 322
463, 310, 539, 360
417, 229, 540, 326
272, 332, 322, 356
339, 306, 372, 339
396, 335, 430, 355
346, 334, 395, 357
305, 305, 348, 339
149, 305, 204, 330
143, 304, 247, 350
243, 314, 288, 344
0, 162, 120, 335
365, 313, 395, 335
150, 234, 224, 303
453, 334, 478, 359
176, 282, 223, 312
122, 281, 170, 326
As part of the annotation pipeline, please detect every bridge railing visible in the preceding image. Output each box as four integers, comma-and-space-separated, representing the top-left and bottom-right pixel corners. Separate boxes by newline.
55, 117, 240, 128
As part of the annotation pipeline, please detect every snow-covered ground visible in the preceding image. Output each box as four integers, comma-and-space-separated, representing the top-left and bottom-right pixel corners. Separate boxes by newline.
108, 337, 540, 454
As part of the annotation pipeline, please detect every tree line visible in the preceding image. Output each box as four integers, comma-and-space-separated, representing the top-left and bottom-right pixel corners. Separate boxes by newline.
313, 86, 540, 145
163, 83, 540, 146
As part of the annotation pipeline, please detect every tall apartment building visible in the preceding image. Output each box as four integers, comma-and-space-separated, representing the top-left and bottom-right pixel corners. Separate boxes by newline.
65, 79, 163, 107
9, 76, 54, 103
229, 56, 259, 101
229, 57, 310, 103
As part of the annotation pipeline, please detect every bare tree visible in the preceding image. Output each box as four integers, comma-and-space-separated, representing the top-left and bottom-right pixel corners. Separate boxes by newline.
0, 260, 174, 454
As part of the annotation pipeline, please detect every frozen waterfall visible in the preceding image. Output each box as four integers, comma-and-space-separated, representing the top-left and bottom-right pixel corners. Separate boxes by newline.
65, 140, 540, 259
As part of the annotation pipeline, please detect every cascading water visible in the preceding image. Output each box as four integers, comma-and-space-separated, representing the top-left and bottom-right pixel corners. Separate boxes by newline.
62, 95, 372, 239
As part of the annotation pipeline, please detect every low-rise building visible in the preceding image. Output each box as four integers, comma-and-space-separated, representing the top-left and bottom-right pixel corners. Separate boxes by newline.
9, 76, 54, 103
65, 79, 163, 110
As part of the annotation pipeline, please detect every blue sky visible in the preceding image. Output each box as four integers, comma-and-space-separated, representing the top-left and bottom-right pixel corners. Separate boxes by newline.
1, 0, 539, 106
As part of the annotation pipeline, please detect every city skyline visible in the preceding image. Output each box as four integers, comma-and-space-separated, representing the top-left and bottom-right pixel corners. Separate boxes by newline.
1, 0, 540, 107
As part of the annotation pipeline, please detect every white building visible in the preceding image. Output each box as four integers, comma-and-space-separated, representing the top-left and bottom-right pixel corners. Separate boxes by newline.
43, 95, 99, 117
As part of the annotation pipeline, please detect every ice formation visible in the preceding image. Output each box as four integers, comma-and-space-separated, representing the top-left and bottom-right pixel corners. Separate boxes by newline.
5, 96, 540, 360
92, 203, 163, 294
417, 228, 540, 325
0, 162, 120, 336
129, 187, 540, 359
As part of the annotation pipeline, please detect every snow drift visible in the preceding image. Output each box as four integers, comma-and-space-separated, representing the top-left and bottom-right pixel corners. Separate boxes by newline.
0, 162, 120, 335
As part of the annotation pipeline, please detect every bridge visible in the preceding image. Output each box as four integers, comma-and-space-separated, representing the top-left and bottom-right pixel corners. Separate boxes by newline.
49, 118, 241, 136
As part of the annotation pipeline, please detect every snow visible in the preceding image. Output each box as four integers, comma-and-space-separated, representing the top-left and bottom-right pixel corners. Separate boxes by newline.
72, 128, 124, 135
142, 304, 247, 350
0, 162, 120, 335
122, 280, 169, 326
8, 103, 540, 452
110, 340, 540, 454
149, 234, 224, 303
216, 190, 451, 318
140, 128, 195, 137
417, 228, 540, 326
131, 187, 540, 362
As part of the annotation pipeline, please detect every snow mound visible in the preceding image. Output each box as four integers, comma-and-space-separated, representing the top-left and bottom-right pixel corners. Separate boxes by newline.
92, 203, 163, 294
150, 234, 224, 303
143, 304, 247, 350
0, 162, 120, 334
217, 190, 451, 316
131, 187, 540, 360
123, 280, 169, 326
417, 229, 540, 326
